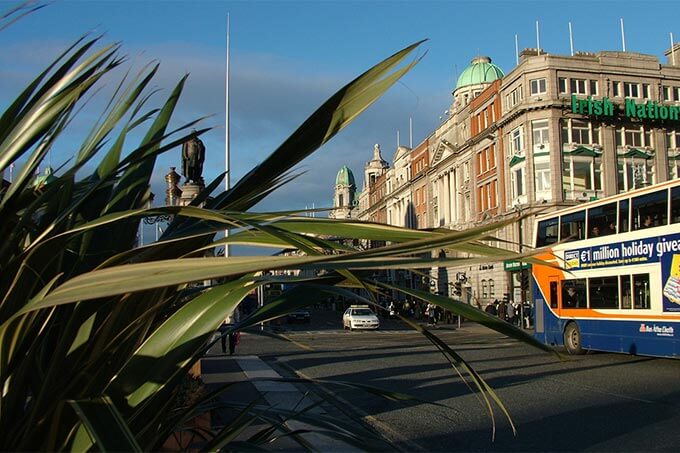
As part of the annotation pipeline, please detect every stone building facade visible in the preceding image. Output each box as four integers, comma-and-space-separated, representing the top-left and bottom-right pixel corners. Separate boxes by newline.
333, 43, 680, 308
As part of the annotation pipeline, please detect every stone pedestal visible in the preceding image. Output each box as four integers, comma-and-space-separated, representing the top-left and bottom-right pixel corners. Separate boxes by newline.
179, 182, 203, 206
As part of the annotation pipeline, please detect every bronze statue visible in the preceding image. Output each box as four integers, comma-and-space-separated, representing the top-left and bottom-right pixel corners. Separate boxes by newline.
181, 132, 206, 184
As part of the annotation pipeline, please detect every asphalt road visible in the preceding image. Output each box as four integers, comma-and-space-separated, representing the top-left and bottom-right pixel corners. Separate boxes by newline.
236, 309, 680, 452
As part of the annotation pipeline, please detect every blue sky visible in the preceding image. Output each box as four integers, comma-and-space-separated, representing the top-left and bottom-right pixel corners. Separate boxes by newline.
2, 0, 680, 213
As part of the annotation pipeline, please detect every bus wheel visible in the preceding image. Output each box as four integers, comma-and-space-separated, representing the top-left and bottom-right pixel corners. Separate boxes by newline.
564, 322, 584, 355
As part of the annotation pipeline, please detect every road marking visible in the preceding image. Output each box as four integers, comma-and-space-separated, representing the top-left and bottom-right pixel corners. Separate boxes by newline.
279, 333, 316, 351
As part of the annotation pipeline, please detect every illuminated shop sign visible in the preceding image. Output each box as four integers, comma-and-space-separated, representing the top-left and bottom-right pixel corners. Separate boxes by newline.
571, 95, 680, 121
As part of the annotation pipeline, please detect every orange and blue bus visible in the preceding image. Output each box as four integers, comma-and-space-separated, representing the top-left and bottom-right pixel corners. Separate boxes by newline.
532, 179, 680, 358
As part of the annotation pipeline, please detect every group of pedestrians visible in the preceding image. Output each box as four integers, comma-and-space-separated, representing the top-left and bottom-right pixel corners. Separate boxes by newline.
485, 299, 532, 328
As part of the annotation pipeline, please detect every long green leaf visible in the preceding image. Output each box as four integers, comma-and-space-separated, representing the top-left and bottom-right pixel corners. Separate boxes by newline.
110, 278, 253, 408
68, 396, 142, 452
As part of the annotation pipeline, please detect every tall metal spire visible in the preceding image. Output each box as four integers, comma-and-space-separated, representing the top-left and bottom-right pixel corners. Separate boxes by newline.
225, 13, 231, 258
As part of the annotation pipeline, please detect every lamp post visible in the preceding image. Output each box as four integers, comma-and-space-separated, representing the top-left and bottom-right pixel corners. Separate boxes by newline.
513, 204, 526, 327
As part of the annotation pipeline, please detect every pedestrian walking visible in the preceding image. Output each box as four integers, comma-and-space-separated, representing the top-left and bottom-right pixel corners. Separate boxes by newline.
427, 303, 437, 327
507, 301, 515, 325
498, 299, 507, 321
219, 322, 229, 354
228, 331, 240, 355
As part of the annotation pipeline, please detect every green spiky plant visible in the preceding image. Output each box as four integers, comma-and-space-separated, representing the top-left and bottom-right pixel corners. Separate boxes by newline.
0, 3, 558, 451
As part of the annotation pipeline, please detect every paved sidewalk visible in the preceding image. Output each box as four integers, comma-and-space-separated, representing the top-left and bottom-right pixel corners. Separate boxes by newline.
201, 348, 363, 451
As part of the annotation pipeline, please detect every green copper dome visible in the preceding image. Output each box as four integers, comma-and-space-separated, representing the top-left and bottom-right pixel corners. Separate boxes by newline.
32, 166, 57, 189
335, 165, 355, 187
455, 56, 504, 90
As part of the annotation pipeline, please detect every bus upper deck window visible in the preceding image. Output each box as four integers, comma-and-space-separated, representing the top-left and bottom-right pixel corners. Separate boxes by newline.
560, 211, 585, 243
632, 190, 668, 230
587, 202, 617, 238
672, 186, 680, 224
537, 218, 559, 247
618, 199, 629, 233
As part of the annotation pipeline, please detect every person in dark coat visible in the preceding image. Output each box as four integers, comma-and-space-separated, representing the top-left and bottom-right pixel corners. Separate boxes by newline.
498, 300, 507, 321
219, 323, 229, 354
228, 331, 240, 355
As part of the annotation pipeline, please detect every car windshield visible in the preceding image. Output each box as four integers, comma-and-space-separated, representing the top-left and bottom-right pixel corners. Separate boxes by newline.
353, 309, 374, 316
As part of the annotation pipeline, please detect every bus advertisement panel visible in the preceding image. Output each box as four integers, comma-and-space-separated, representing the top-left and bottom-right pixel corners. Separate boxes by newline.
563, 233, 680, 312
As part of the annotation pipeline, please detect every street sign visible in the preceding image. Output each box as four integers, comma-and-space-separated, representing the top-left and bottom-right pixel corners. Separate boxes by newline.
503, 260, 531, 272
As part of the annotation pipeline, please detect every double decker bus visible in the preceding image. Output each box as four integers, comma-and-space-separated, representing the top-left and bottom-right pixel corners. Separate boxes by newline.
532, 180, 680, 358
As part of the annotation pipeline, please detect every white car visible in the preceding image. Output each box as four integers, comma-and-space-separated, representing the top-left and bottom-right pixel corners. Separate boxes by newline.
343, 306, 380, 330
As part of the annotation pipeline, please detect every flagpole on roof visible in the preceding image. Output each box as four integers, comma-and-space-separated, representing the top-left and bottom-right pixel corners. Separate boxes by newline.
671, 32, 676, 66
620, 18, 626, 51
224, 13, 231, 258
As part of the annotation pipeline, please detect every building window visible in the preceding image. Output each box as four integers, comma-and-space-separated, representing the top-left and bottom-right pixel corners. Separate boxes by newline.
671, 87, 680, 101
506, 85, 523, 109
532, 120, 550, 150
534, 159, 551, 197
642, 84, 650, 99
477, 145, 496, 175
590, 80, 599, 96
481, 279, 488, 298
570, 79, 587, 95
561, 119, 600, 146
667, 130, 680, 179
489, 279, 495, 297
612, 81, 621, 97
572, 121, 591, 144
563, 154, 602, 199
615, 126, 652, 148
511, 165, 525, 199
559, 77, 568, 94
509, 126, 524, 155
530, 78, 547, 95
663, 86, 672, 101
623, 82, 640, 98
617, 157, 655, 191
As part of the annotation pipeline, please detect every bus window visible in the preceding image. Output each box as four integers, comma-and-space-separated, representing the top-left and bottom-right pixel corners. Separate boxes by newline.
620, 275, 632, 309
549, 281, 558, 308
632, 189, 668, 230
560, 211, 585, 243
589, 276, 618, 308
537, 217, 559, 246
562, 279, 586, 308
633, 274, 650, 309
619, 199, 629, 233
672, 186, 680, 224
587, 202, 617, 238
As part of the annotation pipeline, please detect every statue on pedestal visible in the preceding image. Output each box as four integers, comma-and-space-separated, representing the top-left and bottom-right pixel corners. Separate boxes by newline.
181, 131, 205, 184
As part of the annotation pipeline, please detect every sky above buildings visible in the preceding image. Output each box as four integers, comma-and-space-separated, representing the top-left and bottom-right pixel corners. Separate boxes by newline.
2, 0, 680, 213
